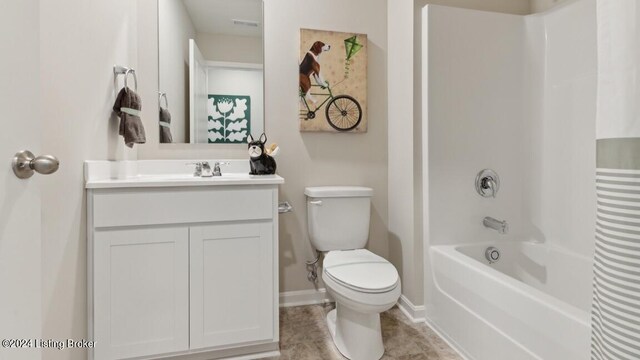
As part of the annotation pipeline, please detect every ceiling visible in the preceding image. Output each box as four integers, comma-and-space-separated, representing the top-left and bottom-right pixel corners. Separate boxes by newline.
182, 0, 262, 37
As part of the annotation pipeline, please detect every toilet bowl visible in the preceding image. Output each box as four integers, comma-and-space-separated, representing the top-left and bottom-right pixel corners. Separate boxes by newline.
305, 186, 401, 360
323, 249, 401, 360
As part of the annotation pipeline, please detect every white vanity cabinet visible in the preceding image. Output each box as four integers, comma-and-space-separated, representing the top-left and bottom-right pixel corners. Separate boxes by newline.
86, 165, 283, 360
189, 223, 274, 349
93, 227, 190, 359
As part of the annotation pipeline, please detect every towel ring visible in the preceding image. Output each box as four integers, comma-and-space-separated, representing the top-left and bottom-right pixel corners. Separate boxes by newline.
159, 92, 169, 110
124, 69, 138, 92
113, 65, 138, 93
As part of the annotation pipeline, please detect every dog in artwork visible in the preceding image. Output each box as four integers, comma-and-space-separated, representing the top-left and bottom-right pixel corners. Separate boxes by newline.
299, 41, 331, 104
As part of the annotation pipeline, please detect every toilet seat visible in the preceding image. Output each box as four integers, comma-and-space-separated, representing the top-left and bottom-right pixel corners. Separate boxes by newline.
323, 249, 399, 294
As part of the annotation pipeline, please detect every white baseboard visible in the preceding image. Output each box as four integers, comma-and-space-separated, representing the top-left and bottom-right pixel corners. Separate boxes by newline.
397, 295, 426, 323
279, 288, 334, 307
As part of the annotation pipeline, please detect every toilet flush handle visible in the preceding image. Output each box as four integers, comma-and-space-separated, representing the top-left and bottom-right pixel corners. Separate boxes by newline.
309, 200, 323, 206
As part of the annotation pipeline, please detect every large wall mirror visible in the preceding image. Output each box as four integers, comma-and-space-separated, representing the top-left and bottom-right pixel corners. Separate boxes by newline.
158, 0, 264, 144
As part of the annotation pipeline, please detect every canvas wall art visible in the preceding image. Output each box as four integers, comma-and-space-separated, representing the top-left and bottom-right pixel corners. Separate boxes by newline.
208, 94, 251, 143
299, 29, 368, 132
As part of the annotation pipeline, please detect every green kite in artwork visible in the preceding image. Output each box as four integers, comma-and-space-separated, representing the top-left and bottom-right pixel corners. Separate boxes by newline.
343, 35, 364, 79
344, 35, 364, 61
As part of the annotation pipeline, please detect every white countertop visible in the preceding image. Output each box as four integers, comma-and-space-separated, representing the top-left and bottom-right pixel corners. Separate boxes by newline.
84, 160, 284, 189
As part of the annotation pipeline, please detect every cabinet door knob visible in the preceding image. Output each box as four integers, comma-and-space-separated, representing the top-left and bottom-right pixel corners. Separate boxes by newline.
12, 150, 60, 179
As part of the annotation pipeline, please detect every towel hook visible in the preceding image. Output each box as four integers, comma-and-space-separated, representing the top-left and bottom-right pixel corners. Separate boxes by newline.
113, 65, 138, 93
159, 92, 169, 110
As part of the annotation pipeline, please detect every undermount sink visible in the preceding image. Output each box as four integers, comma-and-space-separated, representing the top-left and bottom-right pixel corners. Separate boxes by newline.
84, 160, 284, 189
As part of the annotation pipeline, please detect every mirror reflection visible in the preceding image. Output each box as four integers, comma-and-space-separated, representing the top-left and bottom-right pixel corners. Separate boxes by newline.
158, 0, 264, 144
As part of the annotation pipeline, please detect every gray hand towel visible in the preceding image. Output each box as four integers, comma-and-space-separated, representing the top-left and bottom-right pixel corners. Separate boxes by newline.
159, 107, 173, 143
113, 87, 146, 148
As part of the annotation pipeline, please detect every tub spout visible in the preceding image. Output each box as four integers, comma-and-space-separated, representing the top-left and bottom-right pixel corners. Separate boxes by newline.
483, 217, 509, 234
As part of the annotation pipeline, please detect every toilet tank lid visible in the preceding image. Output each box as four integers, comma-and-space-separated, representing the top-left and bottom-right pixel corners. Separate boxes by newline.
305, 186, 373, 198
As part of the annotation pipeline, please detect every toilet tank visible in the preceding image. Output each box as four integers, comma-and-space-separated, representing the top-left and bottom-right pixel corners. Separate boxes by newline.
305, 186, 373, 251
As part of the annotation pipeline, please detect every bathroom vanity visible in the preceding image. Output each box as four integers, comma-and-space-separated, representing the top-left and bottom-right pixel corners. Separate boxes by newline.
85, 160, 283, 360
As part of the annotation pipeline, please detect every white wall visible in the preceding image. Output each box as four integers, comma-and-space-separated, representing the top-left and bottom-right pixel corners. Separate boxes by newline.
531, 0, 572, 13
263, 0, 388, 295
139, 0, 389, 296
159, 0, 195, 143
196, 33, 263, 64
418, 0, 531, 14
39, 1, 139, 359
387, 0, 419, 306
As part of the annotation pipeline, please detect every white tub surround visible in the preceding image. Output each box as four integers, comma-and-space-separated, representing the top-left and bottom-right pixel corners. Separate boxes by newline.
422, 1, 596, 359
85, 160, 283, 360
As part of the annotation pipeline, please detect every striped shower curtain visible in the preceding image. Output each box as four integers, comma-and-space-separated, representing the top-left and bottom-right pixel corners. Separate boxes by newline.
592, 1, 640, 359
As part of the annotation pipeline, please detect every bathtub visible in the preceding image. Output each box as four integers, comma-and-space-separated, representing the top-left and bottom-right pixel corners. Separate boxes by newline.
428, 241, 592, 360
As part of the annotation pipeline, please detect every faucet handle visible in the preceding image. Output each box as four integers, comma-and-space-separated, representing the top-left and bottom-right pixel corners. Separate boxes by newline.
186, 162, 203, 176
476, 169, 500, 198
213, 161, 229, 176
482, 177, 498, 198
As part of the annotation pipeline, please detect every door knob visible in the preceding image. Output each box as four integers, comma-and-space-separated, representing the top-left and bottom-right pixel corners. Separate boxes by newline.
12, 150, 60, 179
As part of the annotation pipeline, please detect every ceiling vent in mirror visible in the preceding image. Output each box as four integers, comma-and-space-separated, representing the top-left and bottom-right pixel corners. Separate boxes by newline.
232, 19, 260, 27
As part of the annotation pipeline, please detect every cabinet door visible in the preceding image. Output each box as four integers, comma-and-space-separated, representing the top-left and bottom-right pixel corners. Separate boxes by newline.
94, 227, 189, 360
190, 222, 274, 349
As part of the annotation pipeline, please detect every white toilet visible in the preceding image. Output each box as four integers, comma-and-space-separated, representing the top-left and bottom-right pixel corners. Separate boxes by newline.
305, 186, 401, 360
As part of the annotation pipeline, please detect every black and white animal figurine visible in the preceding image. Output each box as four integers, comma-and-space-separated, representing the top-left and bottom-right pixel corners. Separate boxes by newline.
299, 40, 331, 103
248, 133, 277, 175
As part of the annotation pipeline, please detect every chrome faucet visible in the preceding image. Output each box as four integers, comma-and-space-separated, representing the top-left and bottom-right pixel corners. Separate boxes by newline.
187, 161, 213, 177
189, 162, 203, 177
213, 162, 229, 176
188, 161, 228, 177
200, 162, 213, 177
483, 217, 509, 234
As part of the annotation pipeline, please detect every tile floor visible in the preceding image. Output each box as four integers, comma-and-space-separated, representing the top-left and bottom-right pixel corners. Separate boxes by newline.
267, 304, 462, 360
